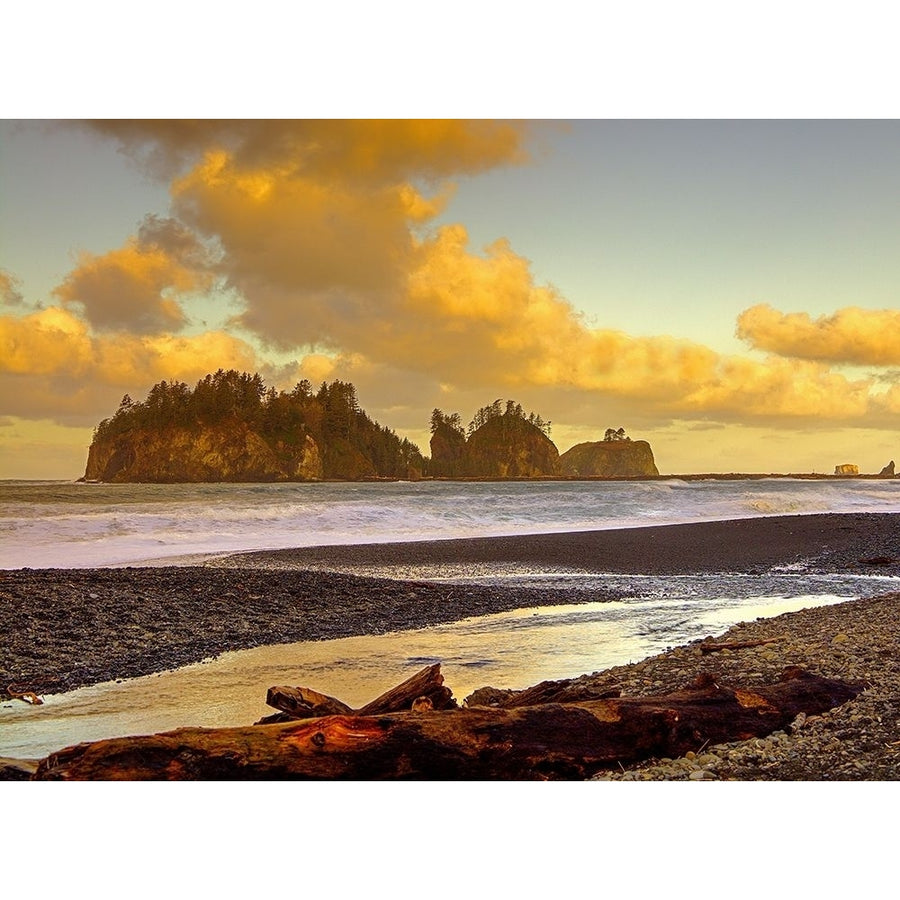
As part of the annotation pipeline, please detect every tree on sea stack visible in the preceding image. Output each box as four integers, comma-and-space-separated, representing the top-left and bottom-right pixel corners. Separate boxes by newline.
84, 370, 426, 483
428, 400, 556, 477
462, 399, 557, 477
559, 429, 658, 477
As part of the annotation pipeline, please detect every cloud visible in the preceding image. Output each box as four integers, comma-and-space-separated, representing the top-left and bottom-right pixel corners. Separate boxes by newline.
0, 269, 25, 307
69, 122, 900, 436
86, 120, 531, 183
136, 214, 213, 268
736, 303, 900, 365
676, 353, 874, 422
51, 217, 214, 333
165, 141, 730, 406
0, 306, 261, 422
171, 150, 427, 347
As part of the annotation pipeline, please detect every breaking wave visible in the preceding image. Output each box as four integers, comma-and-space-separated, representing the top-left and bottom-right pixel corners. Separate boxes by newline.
2, 477, 900, 568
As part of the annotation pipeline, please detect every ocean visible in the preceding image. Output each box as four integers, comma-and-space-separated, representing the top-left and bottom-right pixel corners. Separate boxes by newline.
4, 476, 900, 569
3, 477, 900, 757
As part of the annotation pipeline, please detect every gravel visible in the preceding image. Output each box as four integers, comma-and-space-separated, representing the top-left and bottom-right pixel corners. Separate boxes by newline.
590, 591, 900, 780
0, 567, 606, 696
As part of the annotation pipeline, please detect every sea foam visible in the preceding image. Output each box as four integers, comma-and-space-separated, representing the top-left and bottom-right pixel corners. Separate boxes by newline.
2, 477, 900, 569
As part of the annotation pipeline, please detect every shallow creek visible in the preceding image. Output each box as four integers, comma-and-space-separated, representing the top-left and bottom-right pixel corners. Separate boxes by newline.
1, 589, 852, 760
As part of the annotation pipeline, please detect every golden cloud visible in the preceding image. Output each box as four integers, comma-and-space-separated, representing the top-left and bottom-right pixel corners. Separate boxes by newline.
171, 150, 422, 344
677, 354, 874, 421
52, 218, 214, 334
167, 143, 895, 429
736, 303, 900, 365
58, 121, 900, 436
0, 307, 260, 421
88, 120, 531, 183
0, 307, 95, 375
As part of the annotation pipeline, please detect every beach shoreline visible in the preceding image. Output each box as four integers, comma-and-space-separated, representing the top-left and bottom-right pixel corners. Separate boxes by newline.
210, 510, 900, 576
3, 511, 900, 778
2, 512, 899, 699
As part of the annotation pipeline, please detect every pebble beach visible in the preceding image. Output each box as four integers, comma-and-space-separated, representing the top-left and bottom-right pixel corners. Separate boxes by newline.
589, 591, 900, 780
3, 511, 900, 779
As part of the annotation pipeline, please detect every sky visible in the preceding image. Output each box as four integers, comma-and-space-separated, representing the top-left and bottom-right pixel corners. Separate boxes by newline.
4, 118, 900, 478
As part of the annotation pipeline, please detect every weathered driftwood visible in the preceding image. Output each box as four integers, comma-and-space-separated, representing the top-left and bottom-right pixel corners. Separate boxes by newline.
34, 667, 863, 781
264, 663, 456, 722
357, 663, 456, 715
265, 686, 353, 719
466, 678, 622, 709
699, 636, 784, 655
0, 757, 39, 780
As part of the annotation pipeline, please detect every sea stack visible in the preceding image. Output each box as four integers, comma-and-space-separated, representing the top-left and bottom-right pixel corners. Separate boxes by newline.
82, 371, 425, 483
558, 438, 659, 478
463, 413, 559, 477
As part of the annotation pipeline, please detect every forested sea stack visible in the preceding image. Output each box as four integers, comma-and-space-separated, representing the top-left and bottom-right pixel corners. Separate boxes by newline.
83, 374, 659, 483
83, 371, 425, 483
430, 401, 558, 477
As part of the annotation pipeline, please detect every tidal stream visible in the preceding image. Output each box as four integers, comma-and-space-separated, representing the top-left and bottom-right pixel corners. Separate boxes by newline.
0, 586, 854, 759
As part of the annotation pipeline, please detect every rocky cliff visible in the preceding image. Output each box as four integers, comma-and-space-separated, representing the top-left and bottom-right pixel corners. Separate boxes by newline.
83, 423, 325, 483
429, 423, 468, 477
82, 372, 425, 483
558, 439, 659, 478
463, 414, 559, 477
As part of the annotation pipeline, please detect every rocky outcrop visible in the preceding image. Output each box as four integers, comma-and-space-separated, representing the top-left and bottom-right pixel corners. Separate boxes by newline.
82, 372, 426, 483
429, 423, 467, 477
463, 414, 559, 477
83, 423, 324, 483
321, 437, 376, 480
294, 434, 323, 479
879, 460, 895, 477
834, 464, 859, 477
558, 439, 659, 478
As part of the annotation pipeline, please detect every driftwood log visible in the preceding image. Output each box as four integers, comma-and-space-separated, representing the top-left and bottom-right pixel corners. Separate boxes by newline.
7, 684, 43, 705
263, 663, 457, 724
465, 678, 623, 709
263, 686, 353, 721
34, 667, 863, 780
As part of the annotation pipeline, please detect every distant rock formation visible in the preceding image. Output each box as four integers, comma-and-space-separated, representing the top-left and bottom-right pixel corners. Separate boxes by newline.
429, 409, 660, 479
428, 402, 559, 477
429, 421, 467, 478
82, 371, 425, 483
879, 460, 895, 477
83, 423, 327, 483
464, 413, 560, 477
558, 439, 659, 478
834, 464, 859, 477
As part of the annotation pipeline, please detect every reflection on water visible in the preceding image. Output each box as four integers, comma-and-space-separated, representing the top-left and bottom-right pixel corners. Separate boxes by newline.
0, 591, 851, 760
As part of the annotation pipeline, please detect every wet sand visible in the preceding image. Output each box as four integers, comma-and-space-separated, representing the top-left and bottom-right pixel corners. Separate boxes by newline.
217, 511, 900, 575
